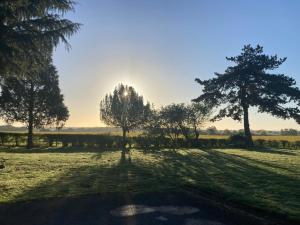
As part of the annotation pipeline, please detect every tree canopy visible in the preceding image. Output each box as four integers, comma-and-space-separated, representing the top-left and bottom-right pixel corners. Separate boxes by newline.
0, 0, 80, 76
100, 84, 151, 148
194, 44, 300, 145
143, 103, 211, 144
0, 61, 69, 148
158, 103, 211, 142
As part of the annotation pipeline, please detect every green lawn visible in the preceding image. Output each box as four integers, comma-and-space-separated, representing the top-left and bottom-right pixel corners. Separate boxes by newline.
0, 147, 299, 221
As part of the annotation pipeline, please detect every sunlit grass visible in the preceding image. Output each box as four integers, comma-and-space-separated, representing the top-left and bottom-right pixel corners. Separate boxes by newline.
0, 147, 299, 221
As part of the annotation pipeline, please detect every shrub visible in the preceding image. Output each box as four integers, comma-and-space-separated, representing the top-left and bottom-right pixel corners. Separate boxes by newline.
228, 134, 248, 147
255, 139, 265, 147
0, 132, 10, 146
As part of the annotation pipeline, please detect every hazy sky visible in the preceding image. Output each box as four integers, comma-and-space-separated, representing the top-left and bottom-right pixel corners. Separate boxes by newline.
52, 0, 300, 130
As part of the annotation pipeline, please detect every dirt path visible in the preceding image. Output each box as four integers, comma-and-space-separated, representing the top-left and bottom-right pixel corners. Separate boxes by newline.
0, 192, 291, 225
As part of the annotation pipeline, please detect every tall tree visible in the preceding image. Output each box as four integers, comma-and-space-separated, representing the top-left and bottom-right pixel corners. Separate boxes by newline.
100, 84, 151, 149
0, 61, 69, 148
194, 45, 300, 145
0, 0, 80, 76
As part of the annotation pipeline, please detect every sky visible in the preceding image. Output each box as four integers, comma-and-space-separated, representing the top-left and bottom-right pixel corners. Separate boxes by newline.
52, 0, 300, 130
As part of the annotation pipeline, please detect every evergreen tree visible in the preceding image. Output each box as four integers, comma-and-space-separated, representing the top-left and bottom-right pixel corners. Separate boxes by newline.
194, 45, 300, 145
0, 0, 80, 76
0, 61, 69, 148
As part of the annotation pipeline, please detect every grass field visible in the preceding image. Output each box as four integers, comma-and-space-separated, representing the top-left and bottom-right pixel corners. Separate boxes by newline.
199, 135, 300, 142
0, 147, 299, 221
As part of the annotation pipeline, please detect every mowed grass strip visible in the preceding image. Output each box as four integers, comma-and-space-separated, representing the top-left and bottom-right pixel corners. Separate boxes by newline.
0, 147, 299, 221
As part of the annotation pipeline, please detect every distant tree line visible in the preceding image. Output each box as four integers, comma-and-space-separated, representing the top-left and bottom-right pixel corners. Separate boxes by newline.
280, 129, 299, 136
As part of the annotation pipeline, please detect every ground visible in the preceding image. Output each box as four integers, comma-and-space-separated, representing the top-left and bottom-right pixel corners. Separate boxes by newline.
0, 192, 272, 225
0, 147, 299, 224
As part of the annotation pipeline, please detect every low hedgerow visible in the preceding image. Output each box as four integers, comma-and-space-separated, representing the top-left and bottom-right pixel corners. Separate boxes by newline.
0, 132, 299, 149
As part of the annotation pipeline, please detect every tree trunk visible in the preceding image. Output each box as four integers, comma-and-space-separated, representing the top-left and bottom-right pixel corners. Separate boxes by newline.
180, 126, 190, 141
27, 82, 34, 149
243, 105, 253, 146
122, 127, 126, 150
194, 125, 199, 141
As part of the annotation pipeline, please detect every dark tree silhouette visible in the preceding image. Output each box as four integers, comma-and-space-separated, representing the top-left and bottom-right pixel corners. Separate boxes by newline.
194, 45, 300, 145
0, 0, 80, 76
0, 62, 69, 148
100, 84, 151, 149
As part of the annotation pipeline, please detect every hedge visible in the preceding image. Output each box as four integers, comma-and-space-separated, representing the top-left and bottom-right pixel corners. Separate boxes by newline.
0, 132, 299, 149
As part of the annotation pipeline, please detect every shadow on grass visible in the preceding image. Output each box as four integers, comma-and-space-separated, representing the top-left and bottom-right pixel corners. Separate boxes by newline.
238, 146, 297, 156
0, 145, 297, 156
0, 146, 121, 154
10, 148, 299, 223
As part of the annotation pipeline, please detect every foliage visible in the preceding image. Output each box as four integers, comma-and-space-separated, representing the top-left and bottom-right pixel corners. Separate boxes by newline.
194, 44, 300, 145
0, 61, 69, 148
281, 129, 298, 136
151, 103, 211, 144
100, 84, 151, 148
1, 132, 300, 150
185, 103, 212, 140
159, 104, 186, 142
228, 134, 248, 147
206, 126, 218, 135
0, 0, 80, 76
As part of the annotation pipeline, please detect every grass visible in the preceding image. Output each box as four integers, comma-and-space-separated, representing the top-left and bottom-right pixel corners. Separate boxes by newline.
0, 147, 299, 221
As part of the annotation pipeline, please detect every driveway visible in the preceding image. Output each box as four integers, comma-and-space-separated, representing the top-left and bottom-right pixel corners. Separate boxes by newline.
0, 192, 289, 225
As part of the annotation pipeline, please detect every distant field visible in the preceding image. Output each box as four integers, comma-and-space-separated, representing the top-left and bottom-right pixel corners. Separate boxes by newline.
199, 135, 300, 141
0, 147, 299, 221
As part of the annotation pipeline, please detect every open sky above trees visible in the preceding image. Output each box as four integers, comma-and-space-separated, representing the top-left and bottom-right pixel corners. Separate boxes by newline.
33, 0, 300, 129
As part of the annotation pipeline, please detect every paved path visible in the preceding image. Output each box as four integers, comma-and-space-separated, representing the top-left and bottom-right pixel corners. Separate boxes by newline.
0, 192, 286, 225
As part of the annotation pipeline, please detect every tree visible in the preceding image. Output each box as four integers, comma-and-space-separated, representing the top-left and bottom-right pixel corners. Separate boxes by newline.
280, 129, 298, 136
0, 0, 80, 76
222, 129, 232, 135
0, 62, 69, 148
256, 130, 267, 136
158, 103, 211, 143
159, 104, 186, 142
186, 103, 212, 140
206, 126, 218, 135
142, 108, 165, 138
100, 84, 151, 149
194, 45, 300, 145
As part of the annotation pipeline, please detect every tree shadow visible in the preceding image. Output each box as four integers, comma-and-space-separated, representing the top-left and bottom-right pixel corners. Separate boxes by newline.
3, 148, 299, 223
147, 149, 299, 219
237, 146, 297, 156
0, 146, 120, 154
